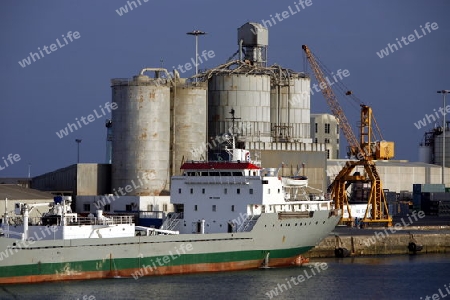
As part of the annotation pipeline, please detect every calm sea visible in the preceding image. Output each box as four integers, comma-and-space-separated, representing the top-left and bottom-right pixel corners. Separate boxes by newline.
1, 253, 449, 300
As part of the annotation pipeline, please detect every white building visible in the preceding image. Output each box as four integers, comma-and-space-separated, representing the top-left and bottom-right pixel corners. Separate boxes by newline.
310, 114, 340, 159
327, 159, 450, 193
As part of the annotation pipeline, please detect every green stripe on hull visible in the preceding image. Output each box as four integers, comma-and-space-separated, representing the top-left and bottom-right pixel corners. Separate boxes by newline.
0, 246, 313, 279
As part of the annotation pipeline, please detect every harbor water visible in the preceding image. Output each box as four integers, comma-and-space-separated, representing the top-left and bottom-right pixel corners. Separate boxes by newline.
0, 253, 448, 300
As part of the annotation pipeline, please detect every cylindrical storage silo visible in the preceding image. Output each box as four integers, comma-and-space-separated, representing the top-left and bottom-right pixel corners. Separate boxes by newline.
111, 74, 170, 196
418, 145, 432, 164
208, 73, 271, 142
270, 75, 310, 142
172, 82, 207, 175
433, 133, 450, 168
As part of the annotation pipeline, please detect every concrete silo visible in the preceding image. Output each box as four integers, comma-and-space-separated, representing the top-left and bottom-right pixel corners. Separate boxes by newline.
111, 69, 171, 196
208, 73, 271, 143
172, 81, 207, 174
270, 73, 311, 142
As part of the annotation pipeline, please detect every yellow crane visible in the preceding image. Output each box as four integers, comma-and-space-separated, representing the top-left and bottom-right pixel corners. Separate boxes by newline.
302, 45, 393, 226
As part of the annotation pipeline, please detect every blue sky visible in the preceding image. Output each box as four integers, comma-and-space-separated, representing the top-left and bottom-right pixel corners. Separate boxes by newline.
0, 0, 449, 177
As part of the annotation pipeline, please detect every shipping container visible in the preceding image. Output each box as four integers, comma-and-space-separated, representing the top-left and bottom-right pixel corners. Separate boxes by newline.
421, 192, 450, 215
413, 184, 445, 194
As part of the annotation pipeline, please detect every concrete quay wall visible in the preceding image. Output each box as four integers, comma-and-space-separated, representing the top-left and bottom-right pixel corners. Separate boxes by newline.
307, 231, 450, 258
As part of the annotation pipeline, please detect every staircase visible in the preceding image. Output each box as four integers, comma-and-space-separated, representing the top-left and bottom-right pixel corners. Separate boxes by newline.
160, 213, 182, 231
237, 215, 260, 232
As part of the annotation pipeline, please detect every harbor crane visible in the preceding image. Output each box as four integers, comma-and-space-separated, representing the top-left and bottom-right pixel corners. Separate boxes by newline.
302, 44, 393, 226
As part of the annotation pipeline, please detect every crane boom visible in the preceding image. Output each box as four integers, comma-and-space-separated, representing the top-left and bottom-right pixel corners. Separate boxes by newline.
302, 45, 363, 158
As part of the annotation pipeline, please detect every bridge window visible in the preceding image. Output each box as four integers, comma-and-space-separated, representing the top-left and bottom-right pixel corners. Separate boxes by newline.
221, 172, 231, 176
232, 172, 243, 176
210, 172, 220, 176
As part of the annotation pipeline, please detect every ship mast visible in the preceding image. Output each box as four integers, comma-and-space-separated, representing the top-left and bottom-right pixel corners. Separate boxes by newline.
225, 108, 241, 161
226, 108, 241, 150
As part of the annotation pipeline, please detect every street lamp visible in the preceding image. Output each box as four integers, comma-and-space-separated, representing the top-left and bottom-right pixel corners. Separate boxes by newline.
437, 90, 450, 185
75, 139, 82, 163
186, 30, 207, 81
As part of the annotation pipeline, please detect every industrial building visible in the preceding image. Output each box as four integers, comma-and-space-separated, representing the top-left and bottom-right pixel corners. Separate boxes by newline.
310, 113, 340, 159
419, 126, 450, 167
106, 22, 329, 197
31, 164, 111, 196
327, 160, 450, 193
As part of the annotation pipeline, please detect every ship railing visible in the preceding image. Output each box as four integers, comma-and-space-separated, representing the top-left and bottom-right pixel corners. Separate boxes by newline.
184, 176, 249, 185
71, 215, 134, 226
21, 215, 134, 226
266, 201, 332, 213
139, 211, 165, 219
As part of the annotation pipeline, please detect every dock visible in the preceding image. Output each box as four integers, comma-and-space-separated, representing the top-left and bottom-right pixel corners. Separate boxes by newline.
306, 225, 450, 258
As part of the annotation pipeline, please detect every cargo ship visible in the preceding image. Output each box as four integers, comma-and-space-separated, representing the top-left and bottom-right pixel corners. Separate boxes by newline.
0, 148, 340, 284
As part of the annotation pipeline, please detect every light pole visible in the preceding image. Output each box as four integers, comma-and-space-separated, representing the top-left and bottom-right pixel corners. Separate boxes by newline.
75, 139, 82, 163
438, 90, 450, 185
186, 30, 206, 81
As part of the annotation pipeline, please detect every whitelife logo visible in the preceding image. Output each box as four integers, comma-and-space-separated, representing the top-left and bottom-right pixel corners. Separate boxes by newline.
18, 31, 81, 68
55, 102, 118, 139
0, 153, 21, 172
250, 0, 313, 34
115, 0, 149, 16
376, 22, 438, 59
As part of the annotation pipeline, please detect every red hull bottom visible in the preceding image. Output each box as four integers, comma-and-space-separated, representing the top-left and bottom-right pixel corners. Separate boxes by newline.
0, 256, 306, 284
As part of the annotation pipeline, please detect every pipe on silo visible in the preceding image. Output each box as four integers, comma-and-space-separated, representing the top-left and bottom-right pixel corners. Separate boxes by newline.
140, 68, 173, 81
239, 39, 243, 62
